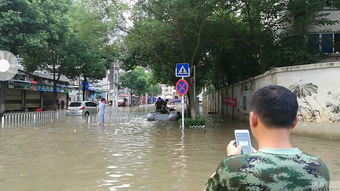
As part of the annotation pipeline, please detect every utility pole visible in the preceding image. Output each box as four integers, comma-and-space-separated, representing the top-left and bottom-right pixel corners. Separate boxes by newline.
78, 76, 81, 101
53, 56, 57, 110
194, 65, 196, 112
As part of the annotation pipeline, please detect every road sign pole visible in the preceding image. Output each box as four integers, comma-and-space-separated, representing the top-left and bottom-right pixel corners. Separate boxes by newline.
176, 63, 189, 128
181, 77, 185, 128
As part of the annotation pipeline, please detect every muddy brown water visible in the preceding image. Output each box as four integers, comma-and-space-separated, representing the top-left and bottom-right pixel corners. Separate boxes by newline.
0, 106, 339, 191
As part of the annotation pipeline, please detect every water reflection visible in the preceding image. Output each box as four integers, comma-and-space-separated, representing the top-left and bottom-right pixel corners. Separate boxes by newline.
0, 107, 339, 191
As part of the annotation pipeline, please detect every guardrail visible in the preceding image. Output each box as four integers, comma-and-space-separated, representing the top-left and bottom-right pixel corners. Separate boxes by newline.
1, 111, 59, 128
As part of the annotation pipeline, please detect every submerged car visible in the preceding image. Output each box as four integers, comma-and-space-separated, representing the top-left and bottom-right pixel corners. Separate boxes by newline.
66, 101, 97, 116
118, 99, 126, 107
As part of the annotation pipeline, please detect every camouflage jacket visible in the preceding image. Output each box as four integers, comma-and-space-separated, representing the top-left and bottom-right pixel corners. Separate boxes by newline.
205, 148, 330, 191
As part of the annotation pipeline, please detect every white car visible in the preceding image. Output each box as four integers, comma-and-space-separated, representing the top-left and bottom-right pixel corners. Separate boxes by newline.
66, 101, 97, 116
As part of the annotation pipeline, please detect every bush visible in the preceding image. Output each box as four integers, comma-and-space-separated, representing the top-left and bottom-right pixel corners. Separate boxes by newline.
180, 117, 206, 127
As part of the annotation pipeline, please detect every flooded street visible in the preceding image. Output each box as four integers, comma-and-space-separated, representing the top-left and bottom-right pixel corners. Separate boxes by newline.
0, 106, 339, 191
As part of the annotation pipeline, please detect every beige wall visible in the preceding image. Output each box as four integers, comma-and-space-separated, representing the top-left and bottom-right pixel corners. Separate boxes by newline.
203, 61, 340, 123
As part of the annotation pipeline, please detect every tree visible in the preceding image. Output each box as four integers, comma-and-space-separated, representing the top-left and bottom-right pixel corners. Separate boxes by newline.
146, 74, 162, 103
147, 84, 162, 97
0, 0, 77, 109
0, 0, 51, 56
119, 66, 149, 96
119, 66, 162, 106
123, 0, 340, 118
69, 0, 127, 100
124, 0, 225, 118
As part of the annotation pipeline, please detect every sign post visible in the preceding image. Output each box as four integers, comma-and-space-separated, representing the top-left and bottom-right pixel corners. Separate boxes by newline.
176, 63, 190, 128
182, 84, 184, 128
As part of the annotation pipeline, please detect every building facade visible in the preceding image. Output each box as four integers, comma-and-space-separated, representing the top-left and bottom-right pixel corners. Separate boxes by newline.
0, 70, 71, 114
307, 7, 340, 58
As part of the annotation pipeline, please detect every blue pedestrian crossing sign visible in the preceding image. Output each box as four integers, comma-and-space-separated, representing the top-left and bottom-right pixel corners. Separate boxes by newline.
176, 63, 190, 77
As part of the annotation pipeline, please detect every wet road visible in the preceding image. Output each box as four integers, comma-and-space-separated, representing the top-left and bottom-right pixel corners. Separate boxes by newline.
0, 106, 339, 191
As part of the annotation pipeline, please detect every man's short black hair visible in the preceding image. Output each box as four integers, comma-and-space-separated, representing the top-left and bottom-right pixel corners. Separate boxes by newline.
101, 98, 105, 102
250, 85, 298, 128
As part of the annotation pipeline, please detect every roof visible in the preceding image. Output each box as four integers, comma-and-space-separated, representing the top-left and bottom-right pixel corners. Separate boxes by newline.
31, 71, 70, 83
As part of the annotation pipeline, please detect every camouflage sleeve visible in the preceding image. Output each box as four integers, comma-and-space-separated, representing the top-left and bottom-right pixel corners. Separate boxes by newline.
205, 160, 229, 191
317, 158, 330, 181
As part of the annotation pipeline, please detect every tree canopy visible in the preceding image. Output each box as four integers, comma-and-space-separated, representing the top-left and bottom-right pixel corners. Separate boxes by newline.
119, 66, 162, 96
0, 0, 127, 81
1, 0, 339, 116
121, 0, 340, 117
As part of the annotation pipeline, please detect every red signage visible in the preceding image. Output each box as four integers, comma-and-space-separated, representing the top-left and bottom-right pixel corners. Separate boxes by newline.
222, 97, 237, 107
176, 79, 189, 95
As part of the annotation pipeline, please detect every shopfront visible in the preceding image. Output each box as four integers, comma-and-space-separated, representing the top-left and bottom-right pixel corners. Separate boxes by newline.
4, 80, 71, 112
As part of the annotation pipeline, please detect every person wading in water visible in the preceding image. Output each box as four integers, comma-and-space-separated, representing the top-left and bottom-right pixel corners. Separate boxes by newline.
97, 98, 106, 125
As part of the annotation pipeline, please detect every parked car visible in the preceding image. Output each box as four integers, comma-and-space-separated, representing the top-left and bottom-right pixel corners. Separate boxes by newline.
118, 99, 126, 107
66, 101, 97, 116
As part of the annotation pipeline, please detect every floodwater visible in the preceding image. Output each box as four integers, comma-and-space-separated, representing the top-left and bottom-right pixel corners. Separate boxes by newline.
0, 106, 339, 191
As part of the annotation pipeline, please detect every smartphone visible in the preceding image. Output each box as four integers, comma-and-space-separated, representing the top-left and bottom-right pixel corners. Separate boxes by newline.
234, 129, 253, 154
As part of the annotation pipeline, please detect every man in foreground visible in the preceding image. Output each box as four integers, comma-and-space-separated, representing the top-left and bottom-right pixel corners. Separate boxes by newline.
205, 85, 330, 190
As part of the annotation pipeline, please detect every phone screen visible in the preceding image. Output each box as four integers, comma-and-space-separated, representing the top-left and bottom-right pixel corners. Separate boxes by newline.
235, 132, 252, 154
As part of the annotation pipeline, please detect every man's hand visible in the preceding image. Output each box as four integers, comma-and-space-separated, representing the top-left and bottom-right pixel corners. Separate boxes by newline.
226, 140, 242, 156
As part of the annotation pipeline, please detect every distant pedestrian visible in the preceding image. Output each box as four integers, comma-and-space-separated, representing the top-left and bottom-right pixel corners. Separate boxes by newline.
155, 97, 163, 111
97, 98, 106, 125
61, 99, 65, 109
56, 97, 60, 110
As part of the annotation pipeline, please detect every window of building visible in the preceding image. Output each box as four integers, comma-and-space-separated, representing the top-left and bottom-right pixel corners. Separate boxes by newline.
308, 34, 320, 52
324, 0, 337, 9
321, 34, 333, 53
334, 34, 340, 53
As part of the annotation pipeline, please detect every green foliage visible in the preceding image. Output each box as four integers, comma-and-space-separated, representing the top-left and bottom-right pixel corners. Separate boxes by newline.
181, 118, 206, 127
1, 0, 338, 99
119, 66, 162, 96
124, 0, 339, 91
148, 84, 162, 96
0, 0, 126, 82
0, 0, 52, 55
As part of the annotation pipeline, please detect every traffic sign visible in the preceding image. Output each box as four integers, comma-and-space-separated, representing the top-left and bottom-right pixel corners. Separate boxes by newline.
176, 63, 190, 77
176, 79, 189, 95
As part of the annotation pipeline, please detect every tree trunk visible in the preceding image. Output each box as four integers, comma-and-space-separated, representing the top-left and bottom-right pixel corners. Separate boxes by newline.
188, 82, 196, 119
53, 61, 57, 110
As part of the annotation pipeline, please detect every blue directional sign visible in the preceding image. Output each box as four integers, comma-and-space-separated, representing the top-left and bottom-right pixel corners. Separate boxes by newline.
176, 63, 190, 77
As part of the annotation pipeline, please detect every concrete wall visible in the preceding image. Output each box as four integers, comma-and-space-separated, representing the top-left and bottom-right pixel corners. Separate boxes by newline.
203, 61, 340, 123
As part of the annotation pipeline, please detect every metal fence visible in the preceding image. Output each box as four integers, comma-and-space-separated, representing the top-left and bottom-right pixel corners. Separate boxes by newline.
1, 111, 59, 128
1, 109, 150, 127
